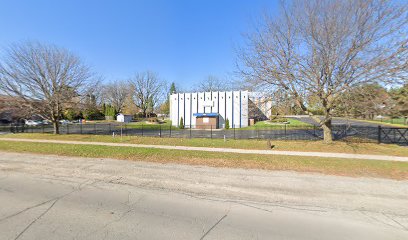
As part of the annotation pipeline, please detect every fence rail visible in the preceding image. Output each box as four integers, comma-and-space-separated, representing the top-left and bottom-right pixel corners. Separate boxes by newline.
1, 123, 407, 145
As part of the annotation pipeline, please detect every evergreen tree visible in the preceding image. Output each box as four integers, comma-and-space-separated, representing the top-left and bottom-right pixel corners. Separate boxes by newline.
170, 82, 177, 94
179, 117, 184, 129
225, 118, 230, 129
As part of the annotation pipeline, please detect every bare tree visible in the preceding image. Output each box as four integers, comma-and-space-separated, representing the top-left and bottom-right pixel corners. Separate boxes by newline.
239, 0, 407, 142
128, 71, 165, 117
0, 42, 94, 134
194, 75, 229, 92
102, 80, 129, 113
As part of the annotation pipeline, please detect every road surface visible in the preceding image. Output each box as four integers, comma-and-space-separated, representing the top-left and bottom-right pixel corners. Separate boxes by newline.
0, 152, 407, 240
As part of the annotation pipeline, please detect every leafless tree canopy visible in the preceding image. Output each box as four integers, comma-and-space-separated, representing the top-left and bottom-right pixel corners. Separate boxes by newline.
128, 71, 166, 117
102, 80, 129, 113
239, 0, 407, 142
0, 41, 94, 133
194, 75, 229, 92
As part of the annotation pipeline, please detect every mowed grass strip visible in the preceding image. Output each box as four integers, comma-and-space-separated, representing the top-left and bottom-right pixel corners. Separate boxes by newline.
0, 141, 407, 180
2, 133, 408, 157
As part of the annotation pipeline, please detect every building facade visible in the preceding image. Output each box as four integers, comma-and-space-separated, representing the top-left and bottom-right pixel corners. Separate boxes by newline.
170, 91, 272, 128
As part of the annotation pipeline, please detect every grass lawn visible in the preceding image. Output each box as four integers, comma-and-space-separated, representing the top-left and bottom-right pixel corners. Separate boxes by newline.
342, 117, 408, 128
122, 120, 172, 130
2, 133, 408, 157
0, 141, 406, 180
240, 119, 312, 130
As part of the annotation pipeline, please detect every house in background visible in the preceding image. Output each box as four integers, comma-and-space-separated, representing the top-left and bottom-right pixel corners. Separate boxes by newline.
116, 113, 132, 123
170, 90, 272, 129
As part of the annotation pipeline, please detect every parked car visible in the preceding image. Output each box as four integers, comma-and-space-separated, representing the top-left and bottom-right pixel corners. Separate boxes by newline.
59, 120, 70, 125
42, 120, 52, 125
25, 120, 42, 126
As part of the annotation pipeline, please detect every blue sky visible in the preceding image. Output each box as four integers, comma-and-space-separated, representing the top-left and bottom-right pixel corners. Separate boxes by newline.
0, 0, 279, 89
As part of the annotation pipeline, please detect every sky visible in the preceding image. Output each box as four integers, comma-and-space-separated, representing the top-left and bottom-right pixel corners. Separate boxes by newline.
0, 0, 279, 89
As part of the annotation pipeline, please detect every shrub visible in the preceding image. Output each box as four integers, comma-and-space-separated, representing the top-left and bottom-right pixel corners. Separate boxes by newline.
269, 118, 288, 123
134, 112, 145, 119
83, 110, 104, 120
64, 109, 82, 121
104, 104, 117, 117
179, 117, 184, 129
225, 118, 230, 129
148, 117, 159, 123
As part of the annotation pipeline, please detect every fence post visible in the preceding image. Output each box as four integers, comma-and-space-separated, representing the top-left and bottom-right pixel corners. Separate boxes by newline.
94, 124, 97, 134
169, 125, 172, 137
284, 124, 287, 139
211, 125, 213, 139
141, 124, 144, 136
190, 126, 192, 138
257, 128, 259, 140
109, 123, 112, 133
80, 123, 83, 134
67, 124, 70, 134
377, 125, 381, 144
42, 124, 44, 134
233, 125, 236, 140
159, 125, 162, 138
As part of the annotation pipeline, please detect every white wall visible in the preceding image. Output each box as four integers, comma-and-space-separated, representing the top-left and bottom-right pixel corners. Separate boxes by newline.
170, 94, 179, 126
170, 90, 253, 128
241, 91, 249, 127
225, 91, 233, 127
233, 91, 241, 128
179, 93, 185, 126
185, 93, 192, 127
218, 91, 226, 127
191, 92, 198, 127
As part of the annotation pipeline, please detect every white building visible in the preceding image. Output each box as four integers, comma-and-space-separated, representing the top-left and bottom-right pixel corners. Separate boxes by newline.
116, 113, 133, 123
170, 91, 272, 129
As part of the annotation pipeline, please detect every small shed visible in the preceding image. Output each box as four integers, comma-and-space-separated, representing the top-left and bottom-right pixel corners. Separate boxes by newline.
193, 113, 219, 129
116, 113, 132, 123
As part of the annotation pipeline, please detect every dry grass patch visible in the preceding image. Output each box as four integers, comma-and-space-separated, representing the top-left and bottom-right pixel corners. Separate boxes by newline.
0, 141, 407, 180
1, 133, 408, 157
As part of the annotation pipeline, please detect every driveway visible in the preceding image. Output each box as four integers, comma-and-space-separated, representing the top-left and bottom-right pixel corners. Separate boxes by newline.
1, 152, 407, 240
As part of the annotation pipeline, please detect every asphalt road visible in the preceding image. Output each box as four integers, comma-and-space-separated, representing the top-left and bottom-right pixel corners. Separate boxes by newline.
1, 152, 407, 240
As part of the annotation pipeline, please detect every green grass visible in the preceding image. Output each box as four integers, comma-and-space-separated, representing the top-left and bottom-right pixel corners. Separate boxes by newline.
2, 133, 408, 157
121, 120, 173, 130
240, 119, 312, 130
0, 141, 407, 180
340, 117, 408, 128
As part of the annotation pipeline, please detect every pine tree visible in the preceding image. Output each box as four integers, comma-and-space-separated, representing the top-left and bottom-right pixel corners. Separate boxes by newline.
179, 117, 184, 129
225, 118, 230, 129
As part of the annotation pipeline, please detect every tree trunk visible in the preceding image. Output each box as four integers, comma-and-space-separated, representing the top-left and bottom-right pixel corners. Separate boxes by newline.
322, 120, 333, 143
53, 121, 60, 134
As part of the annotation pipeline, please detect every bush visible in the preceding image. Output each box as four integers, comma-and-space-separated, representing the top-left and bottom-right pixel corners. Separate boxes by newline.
225, 118, 230, 129
269, 118, 288, 123
134, 112, 145, 119
147, 117, 159, 123
104, 104, 117, 118
83, 110, 104, 120
148, 112, 157, 118
64, 109, 82, 121
179, 117, 184, 129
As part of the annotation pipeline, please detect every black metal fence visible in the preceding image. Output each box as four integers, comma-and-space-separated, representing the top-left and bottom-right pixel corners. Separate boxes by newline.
1, 123, 407, 145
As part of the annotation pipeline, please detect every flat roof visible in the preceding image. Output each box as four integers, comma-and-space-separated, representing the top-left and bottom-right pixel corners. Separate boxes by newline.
193, 113, 219, 117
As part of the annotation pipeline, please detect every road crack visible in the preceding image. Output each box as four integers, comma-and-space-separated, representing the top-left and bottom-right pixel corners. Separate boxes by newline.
200, 213, 228, 240
11, 179, 93, 239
